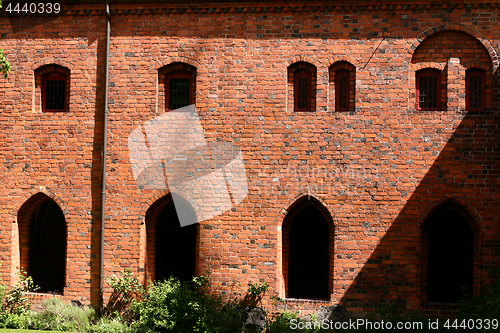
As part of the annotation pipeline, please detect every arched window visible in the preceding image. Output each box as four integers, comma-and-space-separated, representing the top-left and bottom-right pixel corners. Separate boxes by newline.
329, 61, 356, 112
423, 202, 475, 303
17, 194, 67, 293
416, 68, 441, 111
153, 195, 197, 282
411, 31, 492, 112
466, 68, 486, 112
288, 62, 316, 112
283, 198, 331, 299
159, 63, 196, 111
35, 65, 70, 112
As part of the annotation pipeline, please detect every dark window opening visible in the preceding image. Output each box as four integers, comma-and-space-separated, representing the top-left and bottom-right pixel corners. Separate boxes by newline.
155, 199, 197, 282
42, 72, 67, 112
166, 72, 193, 111
335, 69, 350, 111
294, 70, 312, 112
466, 69, 486, 112
426, 209, 473, 303
287, 205, 330, 299
29, 200, 66, 293
416, 69, 441, 110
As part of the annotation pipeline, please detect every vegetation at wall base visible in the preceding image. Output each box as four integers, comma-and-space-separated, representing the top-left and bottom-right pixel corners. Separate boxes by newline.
0, 269, 499, 332
130, 275, 248, 333
0, 328, 76, 333
104, 269, 143, 323
459, 273, 500, 322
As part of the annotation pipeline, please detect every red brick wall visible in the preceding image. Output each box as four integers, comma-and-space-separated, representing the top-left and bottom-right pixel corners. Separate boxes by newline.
0, 8, 105, 305
1, 1, 499, 316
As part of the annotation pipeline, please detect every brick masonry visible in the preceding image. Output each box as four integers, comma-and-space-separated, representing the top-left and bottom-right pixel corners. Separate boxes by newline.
0, 0, 499, 316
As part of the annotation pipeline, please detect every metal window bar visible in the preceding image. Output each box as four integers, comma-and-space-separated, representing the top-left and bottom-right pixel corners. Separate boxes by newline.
468, 75, 482, 110
338, 75, 348, 110
419, 75, 438, 109
297, 77, 310, 110
169, 77, 191, 110
45, 80, 66, 110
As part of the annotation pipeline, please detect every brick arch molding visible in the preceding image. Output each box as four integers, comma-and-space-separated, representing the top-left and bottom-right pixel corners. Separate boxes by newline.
462, 61, 492, 71
325, 55, 360, 70
410, 61, 447, 72
138, 189, 201, 224
417, 195, 484, 232
12, 186, 69, 220
31, 59, 74, 72
153, 57, 201, 71
278, 193, 335, 229
408, 24, 498, 73
284, 55, 322, 69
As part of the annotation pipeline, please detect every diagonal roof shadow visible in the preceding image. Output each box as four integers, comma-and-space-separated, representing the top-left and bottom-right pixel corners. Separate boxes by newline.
338, 110, 500, 316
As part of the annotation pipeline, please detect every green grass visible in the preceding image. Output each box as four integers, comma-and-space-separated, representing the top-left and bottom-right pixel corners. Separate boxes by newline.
0, 328, 76, 333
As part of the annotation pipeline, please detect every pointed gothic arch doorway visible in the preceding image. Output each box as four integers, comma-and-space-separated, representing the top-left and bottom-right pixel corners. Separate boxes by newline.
18, 194, 67, 293
283, 196, 333, 300
147, 194, 198, 282
423, 201, 477, 303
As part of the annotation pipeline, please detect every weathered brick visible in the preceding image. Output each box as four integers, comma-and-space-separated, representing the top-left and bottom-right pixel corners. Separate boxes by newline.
0, 0, 499, 317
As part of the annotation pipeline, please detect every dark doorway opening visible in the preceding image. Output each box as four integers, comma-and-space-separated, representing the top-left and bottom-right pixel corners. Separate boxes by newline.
425, 206, 474, 303
155, 198, 197, 282
287, 204, 330, 299
29, 200, 67, 293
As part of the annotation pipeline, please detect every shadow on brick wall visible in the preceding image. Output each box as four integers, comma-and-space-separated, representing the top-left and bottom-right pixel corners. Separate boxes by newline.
338, 110, 500, 315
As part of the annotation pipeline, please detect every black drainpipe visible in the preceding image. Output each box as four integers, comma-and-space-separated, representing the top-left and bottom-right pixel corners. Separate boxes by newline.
99, 1, 110, 315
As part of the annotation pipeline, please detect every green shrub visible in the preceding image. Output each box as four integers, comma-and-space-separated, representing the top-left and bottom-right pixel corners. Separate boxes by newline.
0, 282, 5, 307
242, 281, 269, 307
266, 311, 299, 333
30, 297, 94, 331
3, 270, 39, 315
0, 270, 39, 329
86, 317, 130, 333
131, 275, 242, 333
265, 311, 329, 333
460, 280, 500, 321
105, 268, 144, 322
0, 312, 32, 329
0, 48, 11, 79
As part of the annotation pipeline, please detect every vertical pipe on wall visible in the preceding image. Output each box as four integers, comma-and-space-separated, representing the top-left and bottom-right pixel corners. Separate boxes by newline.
99, 1, 111, 315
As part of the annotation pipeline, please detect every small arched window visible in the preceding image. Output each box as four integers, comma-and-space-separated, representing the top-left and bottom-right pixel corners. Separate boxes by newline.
329, 61, 356, 112
42, 72, 67, 112
35, 65, 70, 112
160, 63, 197, 111
466, 68, 486, 112
288, 62, 316, 112
416, 68, 441, 111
